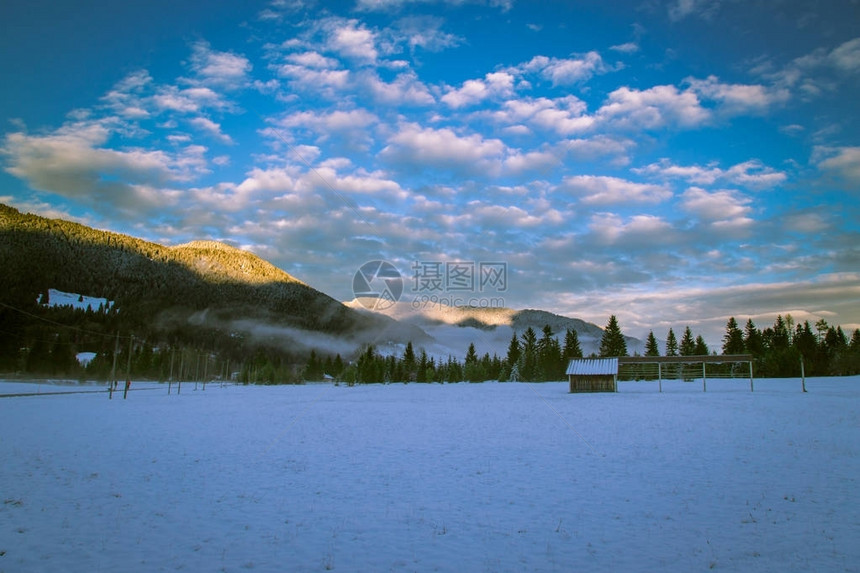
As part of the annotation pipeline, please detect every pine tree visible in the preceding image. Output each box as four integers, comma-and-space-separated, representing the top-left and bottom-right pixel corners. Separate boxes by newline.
645, 331, 660, 356
536, 325, 563, 381
304, 349, 322, 381
26, 335, 52, 374
771, 315, 790, 349
562, 328, 583, 361
505, 331, 520, 373
824, 326, 848, 356
744, 319, 764, 357
665, 328, 678, 356
679, 326, 696, 356
520, 327, 538, 380
464, 342, 482, 382
402, 341, 417, 381
417, 349, 429, 383
815, 319, 829, 345
792, 320, 818, 362
599, 315, 628, 357
722, 317, 745, 355
694, 335, 709, 356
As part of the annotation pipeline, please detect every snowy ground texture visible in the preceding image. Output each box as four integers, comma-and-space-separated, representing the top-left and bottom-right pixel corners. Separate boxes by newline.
1, 377, 858, 572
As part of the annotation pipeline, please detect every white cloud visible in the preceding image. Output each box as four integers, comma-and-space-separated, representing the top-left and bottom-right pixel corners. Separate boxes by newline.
503, 149, 559, 174
236, 166, 300, 196
562, 175, 673, 205
515, 52, 608, 86
189, 117, 233, 144
380, 123, 507, 175
100, 71, 153, 119
153, 90, 200, 114
359, 70, 435, 105
276, 64, 351, 93
680, 187, 752, 222
495, 96, 593, 136
724, 160, 787, 188
394, 16, 462, 52
310, 165, 406, 199
461, 202, 552, 229
286, 51, 341, 69
597, 84, 710, 129
687, 75, 789, 115
587, 213, 676, 247
354, 0, 511, 11
554, 273, 860, 350
327, 19, 378, 63
828, 37, 860, 73
279, 109, 378, 133
610, 42, 639, 54
442, 72, 514, 108
760, 37, 860, 102
562, 136, 636, 163
188, 41, 252, 89
1, 122, 203, 214
635, 158, 787, 189
668, 0, 720, 22
152, 85, 235, 115
783, 211, 830, 234
813, 146, 860, 184
635, 160, 723, 185
609, 42, 639, 54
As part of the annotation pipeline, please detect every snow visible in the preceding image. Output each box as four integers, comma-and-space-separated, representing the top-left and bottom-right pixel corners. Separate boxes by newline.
76, 352, 97, 366
1, 377, 858, 572
39, 288, 114, 312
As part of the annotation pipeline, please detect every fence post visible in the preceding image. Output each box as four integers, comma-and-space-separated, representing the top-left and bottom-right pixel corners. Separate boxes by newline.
178, 352, 184, 395
801, 355, 807, 393
658, 363, 662, 393
109, 332, 119, 400
123, 335, 133, 399
168, 349, 175, 395
749, 361, 754, 392
702, 362, 707, 392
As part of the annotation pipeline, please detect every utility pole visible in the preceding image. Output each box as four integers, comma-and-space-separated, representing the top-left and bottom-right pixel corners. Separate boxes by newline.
168, 348, 175, 394
178, 351, 184, 394
801, 355, 807, 393
109, 332, 119, 399
123, 335, 133, 399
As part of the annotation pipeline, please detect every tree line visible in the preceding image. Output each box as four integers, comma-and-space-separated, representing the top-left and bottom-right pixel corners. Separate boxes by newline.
604, 313, 860, 378
307, 313, 860, 383
7, 306, 858, 383
322, 324, 585, 384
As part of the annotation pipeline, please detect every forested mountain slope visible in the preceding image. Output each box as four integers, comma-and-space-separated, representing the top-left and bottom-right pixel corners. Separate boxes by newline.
0, 204, 419, 375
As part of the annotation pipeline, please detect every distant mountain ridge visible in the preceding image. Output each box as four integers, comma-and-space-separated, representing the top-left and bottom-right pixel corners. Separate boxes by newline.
345, 300, 643, 357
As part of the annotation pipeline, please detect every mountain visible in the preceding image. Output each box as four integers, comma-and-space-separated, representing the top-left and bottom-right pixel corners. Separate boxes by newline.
0, 204, 425, 363
1, 203, 640, 377
345, 299, 644, 358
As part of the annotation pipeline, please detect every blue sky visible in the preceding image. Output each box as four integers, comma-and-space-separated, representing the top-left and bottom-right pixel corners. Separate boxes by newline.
2, 0, 859, 346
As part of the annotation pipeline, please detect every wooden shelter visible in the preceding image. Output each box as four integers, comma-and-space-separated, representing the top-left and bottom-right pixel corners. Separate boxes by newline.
566, 358, 618, 393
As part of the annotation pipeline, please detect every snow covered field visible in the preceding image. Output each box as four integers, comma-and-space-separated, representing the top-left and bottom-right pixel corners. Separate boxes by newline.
1, 377, 858, 572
